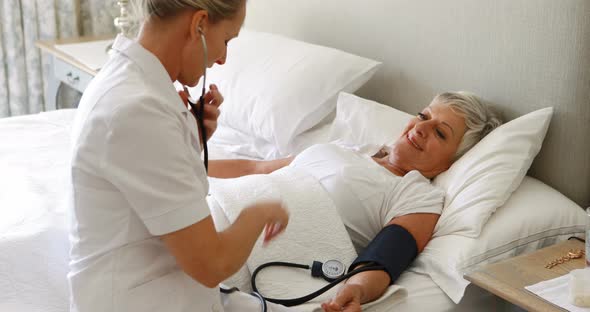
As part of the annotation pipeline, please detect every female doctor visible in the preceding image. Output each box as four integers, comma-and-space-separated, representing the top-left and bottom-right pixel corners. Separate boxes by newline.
67, 1, 290, 311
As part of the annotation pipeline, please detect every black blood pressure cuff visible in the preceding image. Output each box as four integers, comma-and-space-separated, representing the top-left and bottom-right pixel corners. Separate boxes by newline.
349, 224, 418, 285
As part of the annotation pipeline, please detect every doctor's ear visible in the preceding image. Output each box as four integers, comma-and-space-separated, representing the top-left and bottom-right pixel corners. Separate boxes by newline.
191, 10, 209, 36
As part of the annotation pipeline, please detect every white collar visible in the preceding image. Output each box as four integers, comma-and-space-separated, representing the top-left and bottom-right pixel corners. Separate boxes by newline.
111, 35, 188, 114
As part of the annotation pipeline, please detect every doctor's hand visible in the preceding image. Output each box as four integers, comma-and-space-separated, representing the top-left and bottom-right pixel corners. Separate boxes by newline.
246, 201, 289, 245
178, 84, 223, 142
321, 283, 363, 312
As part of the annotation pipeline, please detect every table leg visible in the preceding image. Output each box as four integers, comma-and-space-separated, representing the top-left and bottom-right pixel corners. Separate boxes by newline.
44, 56, 59, 111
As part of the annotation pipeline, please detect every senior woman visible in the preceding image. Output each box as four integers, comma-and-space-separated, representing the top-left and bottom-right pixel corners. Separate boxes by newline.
68, 1, 291, 312
314, 91, 502, 311
210, 91, 502, 311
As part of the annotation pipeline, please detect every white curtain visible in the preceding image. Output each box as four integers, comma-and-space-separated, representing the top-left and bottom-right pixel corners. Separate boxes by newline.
0, 0, 118, 117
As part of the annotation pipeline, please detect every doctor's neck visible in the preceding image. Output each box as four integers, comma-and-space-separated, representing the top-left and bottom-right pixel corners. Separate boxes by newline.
138, 12, 197, 83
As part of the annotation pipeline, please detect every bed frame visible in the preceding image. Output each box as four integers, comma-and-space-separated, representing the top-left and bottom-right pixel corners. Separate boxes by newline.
245, 0, 590, 209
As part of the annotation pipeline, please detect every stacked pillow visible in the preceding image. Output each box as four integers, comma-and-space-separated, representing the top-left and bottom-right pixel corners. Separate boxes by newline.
189, 29, 381, 157
412, 176, 586, 303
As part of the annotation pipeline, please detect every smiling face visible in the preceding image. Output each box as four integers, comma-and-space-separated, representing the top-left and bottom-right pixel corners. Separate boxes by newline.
388, 99, 467, 178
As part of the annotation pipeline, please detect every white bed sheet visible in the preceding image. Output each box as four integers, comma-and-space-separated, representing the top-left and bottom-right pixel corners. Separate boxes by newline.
0, 110, 74, 312
393, 271, 511, 312
0, 109, 500, 312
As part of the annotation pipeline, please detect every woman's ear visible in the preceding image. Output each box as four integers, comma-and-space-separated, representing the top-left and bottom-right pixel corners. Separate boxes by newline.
191, 10, 209, 36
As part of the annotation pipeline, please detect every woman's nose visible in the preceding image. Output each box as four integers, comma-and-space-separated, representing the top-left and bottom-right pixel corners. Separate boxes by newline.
216, 50, 227, 65
414, 122, 428, 137
415, 119, 439, 138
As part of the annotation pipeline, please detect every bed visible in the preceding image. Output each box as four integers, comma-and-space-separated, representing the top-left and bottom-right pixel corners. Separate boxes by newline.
1, 1, 589, 311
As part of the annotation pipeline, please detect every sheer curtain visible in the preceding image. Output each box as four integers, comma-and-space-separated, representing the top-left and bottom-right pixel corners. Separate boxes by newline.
0, 0, 117, 117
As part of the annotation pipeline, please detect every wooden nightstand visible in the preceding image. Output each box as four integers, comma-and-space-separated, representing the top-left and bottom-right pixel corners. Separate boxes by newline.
36, 36, 112, 110
465, 239, 586, 312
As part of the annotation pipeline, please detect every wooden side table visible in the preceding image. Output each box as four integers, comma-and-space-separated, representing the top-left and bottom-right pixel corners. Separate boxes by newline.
465, 239, 586, 312
36, 36, 112, 110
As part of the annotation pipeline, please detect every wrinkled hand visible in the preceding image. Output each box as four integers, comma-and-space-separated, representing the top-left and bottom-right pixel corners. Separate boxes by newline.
178, 84, 223, 142
321, 284, 363, 312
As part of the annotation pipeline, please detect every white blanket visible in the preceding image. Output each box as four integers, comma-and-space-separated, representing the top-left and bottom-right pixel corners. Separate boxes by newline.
0, 110, 74, 312
209, 166, 406, 311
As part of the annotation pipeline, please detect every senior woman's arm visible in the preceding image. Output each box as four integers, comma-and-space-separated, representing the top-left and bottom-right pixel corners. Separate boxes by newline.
322, 213, 439, 312
207, 157, 294, 178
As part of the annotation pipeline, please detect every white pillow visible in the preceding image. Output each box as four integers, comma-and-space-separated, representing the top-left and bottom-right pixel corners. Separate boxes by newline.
433, 107, 554, 237
190, 30, 381, 157
328, 92, 412, 155
412, 176, 586, 303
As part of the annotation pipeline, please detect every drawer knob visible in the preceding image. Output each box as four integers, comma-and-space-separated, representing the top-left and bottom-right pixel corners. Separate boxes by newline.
66, 72, 80, 84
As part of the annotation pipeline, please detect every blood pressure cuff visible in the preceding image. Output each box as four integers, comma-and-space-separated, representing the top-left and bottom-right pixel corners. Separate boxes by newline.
348, 224, 418, 285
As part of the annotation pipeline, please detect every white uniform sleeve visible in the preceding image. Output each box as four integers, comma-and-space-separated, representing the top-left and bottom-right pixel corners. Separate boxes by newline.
102, 96, 210, 235
383, 170, 444, 226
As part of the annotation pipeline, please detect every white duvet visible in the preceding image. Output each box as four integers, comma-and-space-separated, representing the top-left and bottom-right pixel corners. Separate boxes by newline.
0, 110, 74, 312
209, 167, 406, 311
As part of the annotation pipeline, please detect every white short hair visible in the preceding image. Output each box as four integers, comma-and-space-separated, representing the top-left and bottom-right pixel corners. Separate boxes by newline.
434, 91, 503, 159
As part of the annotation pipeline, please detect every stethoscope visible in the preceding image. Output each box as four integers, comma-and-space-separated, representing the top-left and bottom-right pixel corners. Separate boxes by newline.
185, 27, 209, 173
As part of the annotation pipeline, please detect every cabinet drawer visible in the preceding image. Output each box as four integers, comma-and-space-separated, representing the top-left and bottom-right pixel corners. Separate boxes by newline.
53, 58, 93, 93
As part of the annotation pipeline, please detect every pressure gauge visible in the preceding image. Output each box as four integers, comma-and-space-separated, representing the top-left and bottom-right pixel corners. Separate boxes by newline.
322, 260, 346, 281
311, 260, 345, 282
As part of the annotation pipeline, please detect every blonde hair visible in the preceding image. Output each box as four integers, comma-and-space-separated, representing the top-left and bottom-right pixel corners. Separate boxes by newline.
132, 0, 245, 23
434, 91, 503, 159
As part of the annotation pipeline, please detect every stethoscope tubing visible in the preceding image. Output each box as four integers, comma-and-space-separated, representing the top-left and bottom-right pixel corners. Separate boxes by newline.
251, 262, 386, 307
187, 95, 208, 172
186, 30, 209, 172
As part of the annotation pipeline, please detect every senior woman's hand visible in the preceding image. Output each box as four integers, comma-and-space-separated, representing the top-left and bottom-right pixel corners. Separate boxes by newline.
257, 156, 295, 174
178, 84, 223, 142
207, 156, 295, 179
321, 283, 363, 312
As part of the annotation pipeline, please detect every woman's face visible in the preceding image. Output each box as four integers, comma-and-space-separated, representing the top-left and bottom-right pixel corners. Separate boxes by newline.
389, 99, 466, 178
179, 5, 246, 86
203, 5, 246, 67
